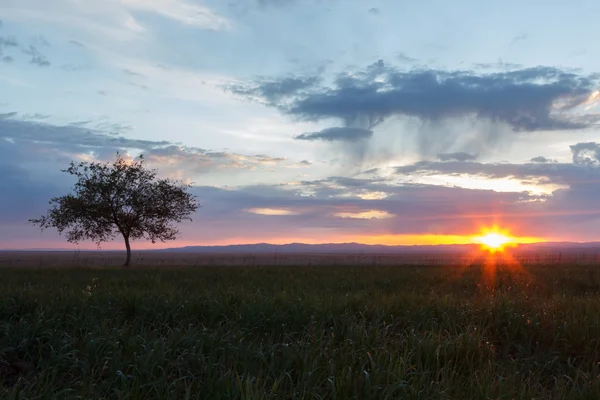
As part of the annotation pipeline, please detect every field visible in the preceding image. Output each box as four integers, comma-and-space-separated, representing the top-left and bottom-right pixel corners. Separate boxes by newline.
2, 255, 600, 399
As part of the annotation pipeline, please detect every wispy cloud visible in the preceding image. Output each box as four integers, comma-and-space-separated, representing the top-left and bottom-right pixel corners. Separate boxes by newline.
334, 210, 394, 219
0, 113, 292, 177
119, 0, 232, 30
246, 208, 299, 216
437, 152, 478, 162
23, 45, 50, 67
294, 127, 372, 142
510, 32, 529, 45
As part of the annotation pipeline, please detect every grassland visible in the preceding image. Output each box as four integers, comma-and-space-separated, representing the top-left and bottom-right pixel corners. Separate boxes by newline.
2, 261, 600, 399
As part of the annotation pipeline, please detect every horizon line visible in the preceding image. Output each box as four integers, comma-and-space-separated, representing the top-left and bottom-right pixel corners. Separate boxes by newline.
2, 239, 599, 252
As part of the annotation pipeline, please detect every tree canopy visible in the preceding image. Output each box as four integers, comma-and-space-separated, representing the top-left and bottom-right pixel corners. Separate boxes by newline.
30, 153, 199, 266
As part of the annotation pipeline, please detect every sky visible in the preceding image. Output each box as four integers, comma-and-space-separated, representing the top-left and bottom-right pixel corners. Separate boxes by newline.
1, 0, 600, 250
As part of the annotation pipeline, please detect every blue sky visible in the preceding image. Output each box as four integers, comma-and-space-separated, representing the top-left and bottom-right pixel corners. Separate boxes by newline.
1, 0, 600, 249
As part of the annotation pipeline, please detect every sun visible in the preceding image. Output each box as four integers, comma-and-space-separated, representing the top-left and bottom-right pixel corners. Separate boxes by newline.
472, 226, 514, 253
478, 233, 511, 250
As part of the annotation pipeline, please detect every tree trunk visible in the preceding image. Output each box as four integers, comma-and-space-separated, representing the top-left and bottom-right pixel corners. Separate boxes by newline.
123, 235, 132, 267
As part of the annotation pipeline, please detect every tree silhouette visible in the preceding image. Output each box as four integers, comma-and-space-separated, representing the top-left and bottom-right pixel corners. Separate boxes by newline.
30, 153, 199, 266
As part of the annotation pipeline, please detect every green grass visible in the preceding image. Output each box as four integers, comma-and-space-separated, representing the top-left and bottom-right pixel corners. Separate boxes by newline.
2, 263, 600, 399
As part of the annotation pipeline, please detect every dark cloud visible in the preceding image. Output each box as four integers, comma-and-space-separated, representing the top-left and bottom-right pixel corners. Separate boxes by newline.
290, 64, 596, 131
570, 142, 600, 166
0, 112, 18, 119
437, 152, 478, 162
294, 127, 373, 142
229, 62, 599, 163
23, 45, 50, 67
22, 113, 51, 120
232, 62, 598, 133
226, 76, 320, 105
530, 156, 554, 163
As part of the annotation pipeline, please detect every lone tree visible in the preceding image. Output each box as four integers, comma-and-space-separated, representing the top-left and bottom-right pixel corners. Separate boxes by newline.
30, 153, 199, 266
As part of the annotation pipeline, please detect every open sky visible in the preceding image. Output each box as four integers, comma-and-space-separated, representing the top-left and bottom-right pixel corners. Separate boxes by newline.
1, 0, 600, 249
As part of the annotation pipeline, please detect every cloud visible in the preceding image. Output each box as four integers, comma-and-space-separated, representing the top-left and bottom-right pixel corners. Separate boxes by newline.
0, 35, 18, 60
229, 62, 599, 162
7, 143, 600, 246
395, 144, 600, 190
334, 210, 394, 219
68, 40, 86, 48
396, 160, 556, 181
119, 0, 232, 30
294, 127, 373, 142
0, 113, 291, 177
23, 45, 51, 67
0, 113, 168, 156
570, 142, 600, 166
474, 60, 523, 70
289, 64, 597, 131
246, 208, 299, 216
368, 7, 379, 15
437, 152, 478, 162
510, 32, 529, 45
232, 62, 599, 132
0, 112, 18, 119
530, 156, 554, 163
397, 52, 417, 64
123, 68, 142, 76
22, 113, 51, 120
227, 76, 321, 105
0, 35, 18, 48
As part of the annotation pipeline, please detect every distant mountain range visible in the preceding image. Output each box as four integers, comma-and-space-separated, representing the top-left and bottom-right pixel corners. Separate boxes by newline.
5, 242, 600, 253
160, 241, 600, 254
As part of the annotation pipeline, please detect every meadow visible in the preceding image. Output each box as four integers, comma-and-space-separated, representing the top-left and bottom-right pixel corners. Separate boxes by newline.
2, 258, 600, 399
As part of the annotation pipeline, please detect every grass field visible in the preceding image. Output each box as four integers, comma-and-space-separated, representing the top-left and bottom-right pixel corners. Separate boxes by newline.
2, 261, 600, 399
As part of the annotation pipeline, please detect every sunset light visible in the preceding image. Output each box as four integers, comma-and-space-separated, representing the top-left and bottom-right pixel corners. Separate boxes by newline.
476, 233, 511, 251
471, 226, 524, 252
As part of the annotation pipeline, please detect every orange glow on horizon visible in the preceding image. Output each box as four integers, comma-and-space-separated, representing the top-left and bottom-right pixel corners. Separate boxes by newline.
8, 226, 547, 250
469, 225, 541, 253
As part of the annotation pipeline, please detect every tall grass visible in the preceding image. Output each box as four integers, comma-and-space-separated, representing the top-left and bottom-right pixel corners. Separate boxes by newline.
1, 264, 600, 399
